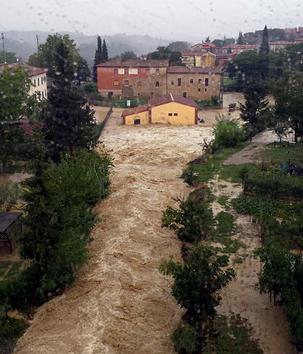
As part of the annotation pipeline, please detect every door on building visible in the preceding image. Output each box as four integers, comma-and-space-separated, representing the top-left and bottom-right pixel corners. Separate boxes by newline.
183, 92, 187, 98
134, 119, 141, 125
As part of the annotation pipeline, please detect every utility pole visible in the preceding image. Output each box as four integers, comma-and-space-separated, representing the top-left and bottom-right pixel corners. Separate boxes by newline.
1, 33, 6, 64
36, 34, 39, 52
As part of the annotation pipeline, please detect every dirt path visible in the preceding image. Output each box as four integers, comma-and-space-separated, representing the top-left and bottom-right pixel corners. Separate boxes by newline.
15, 110, 212, 354
211, 179, 297, 354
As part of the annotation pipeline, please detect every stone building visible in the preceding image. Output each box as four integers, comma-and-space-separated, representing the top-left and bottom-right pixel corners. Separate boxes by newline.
167, 66, 223, 102
97, 59, 169, 99
97, 59, 223, 102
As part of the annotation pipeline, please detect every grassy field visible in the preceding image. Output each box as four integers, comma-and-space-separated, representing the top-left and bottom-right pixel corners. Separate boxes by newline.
259, 143, 303, 165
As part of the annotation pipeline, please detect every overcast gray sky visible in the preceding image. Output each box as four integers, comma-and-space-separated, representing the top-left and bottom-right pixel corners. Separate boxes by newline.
0, 0, 302, 40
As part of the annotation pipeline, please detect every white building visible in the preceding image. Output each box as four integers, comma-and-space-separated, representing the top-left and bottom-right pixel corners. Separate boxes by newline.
0, 63, 48, 101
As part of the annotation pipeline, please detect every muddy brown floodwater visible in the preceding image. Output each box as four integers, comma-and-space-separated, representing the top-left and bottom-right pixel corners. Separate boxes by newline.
15, 109, 212, 354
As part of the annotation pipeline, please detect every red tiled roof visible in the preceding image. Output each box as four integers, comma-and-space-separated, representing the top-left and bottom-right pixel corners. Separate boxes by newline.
121, 105, 149, 117
168, 66, 223, 74
223, 44, 257, 49
98, 59, 169, 68
0, 63, 47, 77
149, 93, 199, 109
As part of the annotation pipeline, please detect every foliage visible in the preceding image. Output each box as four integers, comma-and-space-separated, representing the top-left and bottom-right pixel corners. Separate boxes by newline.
242, 167, 303, 200
204, 314, 263, 354
162, 198, 214, 244
259, 25, 270, 56
213, 117, 244, 150
0, 66, 33, 171
0, 316, 27, 354
0, 52, 17, 64
260, 143, 303, 166
0, 183, 22, 212
237, 32, 245, 45
42, 40, 97, 163
20, 149, 112, 303
240, 81, 269, 137
120, 51, 137, 60
28, 33, 90, 82
171, 322, 199, 354
93, 36, 102, 82
147, 46, 183, 66
272, 72, 303, 143
160, 244, 235, 325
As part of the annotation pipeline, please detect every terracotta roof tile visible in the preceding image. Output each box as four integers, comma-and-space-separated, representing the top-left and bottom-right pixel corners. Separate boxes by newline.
98, 59, 169, 68
122, 105, 149, 117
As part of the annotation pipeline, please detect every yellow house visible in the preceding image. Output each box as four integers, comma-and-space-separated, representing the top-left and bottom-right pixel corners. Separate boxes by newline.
122, 94, 198, 126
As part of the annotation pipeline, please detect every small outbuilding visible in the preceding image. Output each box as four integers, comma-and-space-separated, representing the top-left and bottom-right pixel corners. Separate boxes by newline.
0, 212, 22, 256
122, 93, 198, 126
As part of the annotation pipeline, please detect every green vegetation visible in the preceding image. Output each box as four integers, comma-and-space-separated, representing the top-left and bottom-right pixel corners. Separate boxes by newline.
112, 97, 148, 108
196, 97, 221, 108
0, 184, 23, 212
160, 245, 235, 353
213, 118, 245, 150
42, 41, 97, 163
0, 316, 27, 354
204, 314, 263, 354
260, 143, 303, 165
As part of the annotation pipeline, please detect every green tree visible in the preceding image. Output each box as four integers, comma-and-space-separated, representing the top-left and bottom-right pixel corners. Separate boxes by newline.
42, 40, 97, 163
28, 34, 90, 81
240, 80, 269, 137
160, 245, 235, 351
273, 73, 303, 142
101, 39, 109, 63
21, 150, 111, 302
0, 66, 30, 170
237, 32, 245, 45
93, 36, 102, 82
120, 51, 137, 60
259, 25, 270, 56
0, 51, 17, 64
162, 199, 214, 244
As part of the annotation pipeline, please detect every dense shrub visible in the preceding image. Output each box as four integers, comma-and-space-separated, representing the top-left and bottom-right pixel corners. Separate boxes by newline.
243, 168, 303, 200
162, 198, 214, 244
0, 183, 22, 212
19, 149, 112, 304
213, 118, 244, 151
0, 316, 27, 354
171, 322, 199, 354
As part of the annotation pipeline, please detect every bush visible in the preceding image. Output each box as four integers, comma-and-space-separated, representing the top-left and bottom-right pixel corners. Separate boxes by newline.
171, 323, 199, 354
162, 198, 214, 244
242, 168, 303, 201
0, 183, 22, 212
213, 118, 244, 151
0, 316, 27, 354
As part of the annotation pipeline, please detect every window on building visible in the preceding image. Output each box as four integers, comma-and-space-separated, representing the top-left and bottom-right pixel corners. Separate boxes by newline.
137, 81, 142, 87
33, 79, 36, 87
114, 68, 119, 75
198, 88, 201, 92
205, 88, 208, 92
129, 68, 138, 75
205, 78, 209, 87
171, 81, 174, 85
118, 68, 125, 75
124, 80, 129, 85
168, 113, 173, 116
174, 113, 178, 116
37, 78, 40, 86
114, 80, 119, 86
178, 78, 182, 86
198, 79, 202, 84
183, 92, 187, 98
190, 79, 194, 84
155, 81, 160, 87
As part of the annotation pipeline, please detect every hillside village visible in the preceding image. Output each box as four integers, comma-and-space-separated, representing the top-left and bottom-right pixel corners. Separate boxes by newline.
1, 21, 303, 354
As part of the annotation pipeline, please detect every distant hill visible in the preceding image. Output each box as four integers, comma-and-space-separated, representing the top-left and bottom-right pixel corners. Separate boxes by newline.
3, 31, 171, 68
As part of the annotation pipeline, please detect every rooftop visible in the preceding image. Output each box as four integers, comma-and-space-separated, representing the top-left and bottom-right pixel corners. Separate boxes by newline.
121, 105, 149, 117
149, 93, 199, 109
98, 59, 169, 68
0, 63, 47, 77
0, 212, 22, 234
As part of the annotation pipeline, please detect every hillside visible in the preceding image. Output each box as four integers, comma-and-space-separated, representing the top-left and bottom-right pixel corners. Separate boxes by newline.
3, 30, 171, 67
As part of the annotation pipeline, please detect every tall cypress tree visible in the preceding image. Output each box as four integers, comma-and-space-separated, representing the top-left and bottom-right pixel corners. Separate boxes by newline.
237, 32, 245, 45
102, 39, 109, 63
93, 36, 102, 82
43, 40, 97, 163
259, 25, 270, 56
